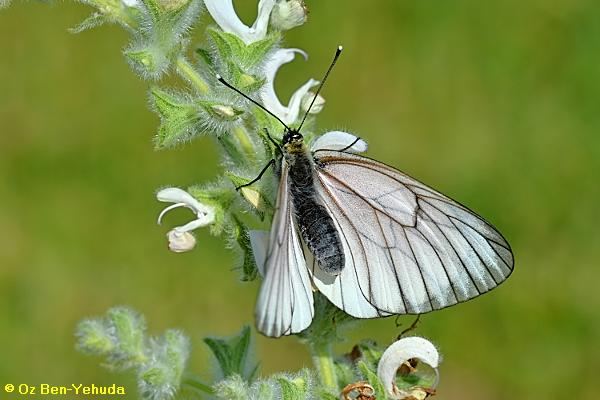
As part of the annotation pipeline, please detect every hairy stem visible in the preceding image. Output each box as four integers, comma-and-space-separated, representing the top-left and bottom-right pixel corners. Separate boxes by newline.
310, 341, 338, 392
181, 373, 215, 395
118, 9, 138, 30
176, 57, 209, 94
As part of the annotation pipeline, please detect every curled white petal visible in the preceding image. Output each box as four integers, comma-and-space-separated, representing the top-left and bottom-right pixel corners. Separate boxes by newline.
311, 131, 368, 153
377, 336, 440, 400
175, 214, 215, 233
167, 230, 196, 253
157, 187, 199, 206
260, 48, 319, 125
249, 230, 269, 276
205, 0, 276, 44
157, 187, 213, 217
157, 203, 186, 225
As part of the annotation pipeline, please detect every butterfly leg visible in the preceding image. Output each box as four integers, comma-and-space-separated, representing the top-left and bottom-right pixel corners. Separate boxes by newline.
397, 314, 422, 340
235, 159, 276, 190
264, 128, 283, 154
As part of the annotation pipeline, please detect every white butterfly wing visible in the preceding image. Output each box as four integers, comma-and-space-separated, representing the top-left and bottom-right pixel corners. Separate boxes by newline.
255, 164, 315, 337
312, 150, 514, 315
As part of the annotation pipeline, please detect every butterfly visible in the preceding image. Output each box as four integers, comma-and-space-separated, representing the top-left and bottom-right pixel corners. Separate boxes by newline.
217, 47, 514, 338
248, 129, 514, 337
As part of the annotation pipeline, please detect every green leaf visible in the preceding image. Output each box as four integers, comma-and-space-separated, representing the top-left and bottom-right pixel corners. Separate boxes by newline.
317, 391, 338, 400
75, 307, 148, 371
150, 87, 204, 148
208, 29, 280, 67
207, 29, 245, 61
277, 378, 303, 400
333, 360, 356, 390
203, 326, 256, 380
252, 108, 285, 159
245, 33, 280, 65
255, 380, 276, 399
108, 307, 148, 366
69, 12, 108, 34
140, 0, 162, 20
181, 373, 215, 396
123, 0, 202, 79
357, 360, 385, 399
195, 47, 216, 72
213, 375, 252, 400
356, 340, 382, 367
137, 330, 190, 400
125, 46, 171, 79
276, 370, 312, 400
229, 216, 259, 282
75, 319, 115, 356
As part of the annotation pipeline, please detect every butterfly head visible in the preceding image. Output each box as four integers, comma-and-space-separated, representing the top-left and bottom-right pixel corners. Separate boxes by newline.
282, 129, 305, 154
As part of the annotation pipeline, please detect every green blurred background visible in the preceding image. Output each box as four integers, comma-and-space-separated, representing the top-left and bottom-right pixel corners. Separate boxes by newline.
1, 1, 599, 399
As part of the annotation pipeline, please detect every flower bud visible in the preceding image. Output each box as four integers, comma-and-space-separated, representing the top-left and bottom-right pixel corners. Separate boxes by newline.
301, 91, 325, 114
239, 73, 257, 89
125, 48, 170, 80
240, 186, 263, 210
212, 105, 236, 118
157, 0, 189, 11
206, 104, 243, 121
270, 0, 308, 31
167, 230, 196, 252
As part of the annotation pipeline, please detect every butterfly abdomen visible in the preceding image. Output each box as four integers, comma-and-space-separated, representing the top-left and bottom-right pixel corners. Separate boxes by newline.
286, 151, 345, 275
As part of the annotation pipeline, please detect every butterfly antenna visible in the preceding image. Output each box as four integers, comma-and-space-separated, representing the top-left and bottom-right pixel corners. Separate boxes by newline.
297, 45, 343, 132
216, 74, 291, 132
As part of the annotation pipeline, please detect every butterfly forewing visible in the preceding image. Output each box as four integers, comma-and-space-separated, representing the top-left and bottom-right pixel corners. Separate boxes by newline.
255, 165, 315, 337
312, 150, 514, 315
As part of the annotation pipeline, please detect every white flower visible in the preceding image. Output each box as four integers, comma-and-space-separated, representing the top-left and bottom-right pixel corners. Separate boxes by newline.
204, 0, 276, 44
121, 0, 139, 7
270, 0, 308, 31
377, 336, 440, 400
301, 91, 325, 114
157, 187, 215, 253
260, 48, 319, 126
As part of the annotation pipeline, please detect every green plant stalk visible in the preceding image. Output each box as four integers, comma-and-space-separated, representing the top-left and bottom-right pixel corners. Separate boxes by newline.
176, 57, 209, 94
233, 126, 256, 163
118, 8, 138, 30
310, 341, 338, 392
